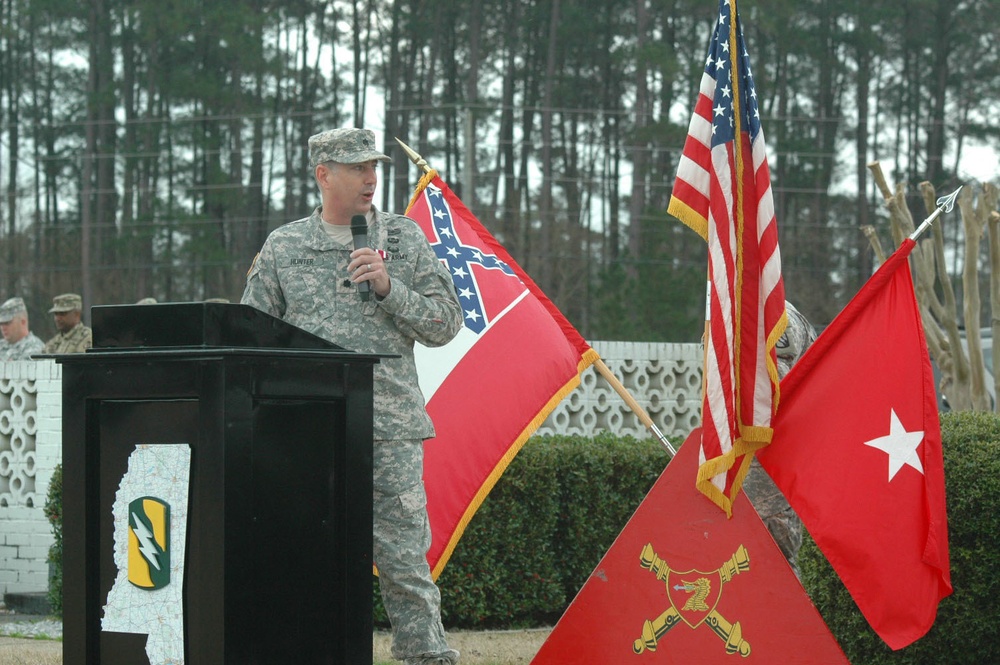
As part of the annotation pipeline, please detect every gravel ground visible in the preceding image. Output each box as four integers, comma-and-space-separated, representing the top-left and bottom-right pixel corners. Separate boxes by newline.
0, 614, 63, 665
0, 618, 62, 640
374, 628, 551, 664
0, 637, 62, 665
0, 620, 552, 665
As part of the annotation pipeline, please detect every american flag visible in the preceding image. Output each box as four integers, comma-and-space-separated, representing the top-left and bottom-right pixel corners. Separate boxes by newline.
668, 0, 786, 516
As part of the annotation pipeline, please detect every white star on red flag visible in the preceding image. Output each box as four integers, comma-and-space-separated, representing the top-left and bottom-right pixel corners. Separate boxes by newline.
863, 408, 925, 481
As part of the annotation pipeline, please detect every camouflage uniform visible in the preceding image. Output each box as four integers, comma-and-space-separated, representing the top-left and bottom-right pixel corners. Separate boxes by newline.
242, 206, 461, 440
43, 322, 93, 354
242, 129, 462, 665
0, 297, 45, 360
42, 293, 92, 354
743, 301, 817, 578
773, 302, 818, 380
0, 333, 44, 361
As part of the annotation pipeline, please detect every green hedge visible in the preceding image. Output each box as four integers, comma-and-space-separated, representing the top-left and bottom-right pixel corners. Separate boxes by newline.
374, 432, 672, 628
48, 412, 994, 655
44, 463, 63, 616
799, 410, 1000, 664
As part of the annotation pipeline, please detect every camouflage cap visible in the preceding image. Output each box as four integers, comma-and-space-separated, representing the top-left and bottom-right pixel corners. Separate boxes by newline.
48, 293, 83, 313
308, 128, 392, 167
0, 297, 27, 323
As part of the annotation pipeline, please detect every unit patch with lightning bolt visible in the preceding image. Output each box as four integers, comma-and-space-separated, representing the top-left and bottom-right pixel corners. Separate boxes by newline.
127, 496, 171, 590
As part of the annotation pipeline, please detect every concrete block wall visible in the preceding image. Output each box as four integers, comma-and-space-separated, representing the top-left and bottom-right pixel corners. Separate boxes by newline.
538, 341, 703, 440
0, 360, 61, 595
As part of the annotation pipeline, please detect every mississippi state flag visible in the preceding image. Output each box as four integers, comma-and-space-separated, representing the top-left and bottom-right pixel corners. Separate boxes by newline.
406, 170, 599, 578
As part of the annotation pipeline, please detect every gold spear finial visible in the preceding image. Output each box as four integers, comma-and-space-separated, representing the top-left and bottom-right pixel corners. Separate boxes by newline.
395, 137, 432, 174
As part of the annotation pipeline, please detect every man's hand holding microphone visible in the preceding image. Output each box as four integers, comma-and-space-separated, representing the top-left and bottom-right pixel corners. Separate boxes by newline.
349, 215, 390, 299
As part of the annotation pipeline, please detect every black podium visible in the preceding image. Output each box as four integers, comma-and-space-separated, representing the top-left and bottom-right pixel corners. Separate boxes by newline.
57, 303, 384, 664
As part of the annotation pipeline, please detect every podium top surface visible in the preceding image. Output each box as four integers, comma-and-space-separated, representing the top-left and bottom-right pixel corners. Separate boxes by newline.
90, 302, 345, 352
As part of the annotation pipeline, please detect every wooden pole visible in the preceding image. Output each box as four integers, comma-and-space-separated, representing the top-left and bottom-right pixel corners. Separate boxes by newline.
593, 359, 677, 455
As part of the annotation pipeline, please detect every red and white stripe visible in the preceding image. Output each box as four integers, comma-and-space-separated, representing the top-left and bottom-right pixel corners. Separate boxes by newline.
668, 21, 785, 515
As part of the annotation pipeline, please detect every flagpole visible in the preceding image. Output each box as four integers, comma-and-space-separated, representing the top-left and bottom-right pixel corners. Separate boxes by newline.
395, 137, 677, 457
396, 137, 432, 174
909, 186, 962, 241
592, 360, 677, 455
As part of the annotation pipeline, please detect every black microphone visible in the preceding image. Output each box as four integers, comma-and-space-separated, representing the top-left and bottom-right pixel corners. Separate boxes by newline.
350, 215, 371, 301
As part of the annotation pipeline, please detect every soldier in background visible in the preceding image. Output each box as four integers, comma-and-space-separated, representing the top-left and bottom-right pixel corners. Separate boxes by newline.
0, 297, 45, 360
42, 293, 93, 354
744, 301, 818, 578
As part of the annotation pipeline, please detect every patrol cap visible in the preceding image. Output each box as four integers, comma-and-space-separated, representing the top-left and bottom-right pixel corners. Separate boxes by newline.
48, 293, 83, 313
308, 128, 392, 167
0, 297, 27, 324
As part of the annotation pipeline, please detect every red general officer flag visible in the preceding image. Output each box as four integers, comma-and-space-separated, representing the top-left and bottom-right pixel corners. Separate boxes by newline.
758, 238, 952, 649
406, 169, 599, 578
668, 0, 786, 516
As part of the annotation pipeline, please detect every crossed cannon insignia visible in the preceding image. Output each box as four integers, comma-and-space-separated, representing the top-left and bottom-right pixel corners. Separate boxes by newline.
633, 543, 752, 657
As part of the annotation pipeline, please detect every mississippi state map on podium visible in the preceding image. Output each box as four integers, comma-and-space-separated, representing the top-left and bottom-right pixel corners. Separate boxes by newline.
532, 430, 848, 664
103, 444, 192, 665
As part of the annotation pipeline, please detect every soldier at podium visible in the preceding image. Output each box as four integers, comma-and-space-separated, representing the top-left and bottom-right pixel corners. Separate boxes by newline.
241, 128, 463, 665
